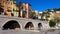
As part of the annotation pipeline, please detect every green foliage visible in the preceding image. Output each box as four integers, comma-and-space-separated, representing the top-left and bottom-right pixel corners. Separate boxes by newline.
29, 10, 36, 18
49, 20, 56, 27
16, 2, 23, 17
53, 8, 60, 11
41, 9, 51, 20
16, 2, 22, 7
46, 9, 51, 12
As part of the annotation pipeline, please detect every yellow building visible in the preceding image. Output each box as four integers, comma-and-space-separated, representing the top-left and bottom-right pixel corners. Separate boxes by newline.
1, 0, 31, 18
1, 0, 19, 17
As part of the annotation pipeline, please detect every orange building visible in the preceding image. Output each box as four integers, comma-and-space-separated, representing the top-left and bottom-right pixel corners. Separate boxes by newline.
1, 0, 19, 17
1, 0, 31, 18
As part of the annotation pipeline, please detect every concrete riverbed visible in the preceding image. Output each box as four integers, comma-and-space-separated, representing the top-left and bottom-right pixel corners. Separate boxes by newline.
0, 29, 60, 34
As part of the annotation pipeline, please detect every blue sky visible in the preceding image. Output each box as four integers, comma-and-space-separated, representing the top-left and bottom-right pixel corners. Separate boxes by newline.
16, 0, 60, 12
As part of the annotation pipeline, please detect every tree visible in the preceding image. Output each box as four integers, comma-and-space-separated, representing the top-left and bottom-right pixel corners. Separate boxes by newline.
16, 2, 23, 17
46, 9, 51, 12
45, 9, 51, 21
53, 16, 60, 27
41, 9, 51, 21
53, 8, 60, 11
29, 10, 36, 19
41, 12, 45, 20
53, 8, 57, 13
49, 16, 60, 28
56, 8, 60, 11
49, 20, 56, 27
12, 0, 16, 3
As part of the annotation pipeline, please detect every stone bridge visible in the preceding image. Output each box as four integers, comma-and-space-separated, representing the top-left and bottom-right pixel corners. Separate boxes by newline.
0, 15, 50, 30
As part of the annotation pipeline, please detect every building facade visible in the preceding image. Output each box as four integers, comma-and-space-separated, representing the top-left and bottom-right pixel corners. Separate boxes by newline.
20, 3, 31, 18
0, 0, 19, 17
1, 0, 31, 18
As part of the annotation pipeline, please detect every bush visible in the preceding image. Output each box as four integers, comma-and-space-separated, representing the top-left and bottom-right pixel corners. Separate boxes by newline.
49, 20, 56, 27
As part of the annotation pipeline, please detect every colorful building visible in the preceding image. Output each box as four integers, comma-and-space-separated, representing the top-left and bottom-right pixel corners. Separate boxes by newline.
19, 2, 31, 18
0, 0, 31, 18
1, 0, 19, 17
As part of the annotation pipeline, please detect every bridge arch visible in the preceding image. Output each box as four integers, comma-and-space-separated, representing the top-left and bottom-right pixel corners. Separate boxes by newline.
38, 23, 42, 30
2, 20, 21, 30
24, 22, 34, 30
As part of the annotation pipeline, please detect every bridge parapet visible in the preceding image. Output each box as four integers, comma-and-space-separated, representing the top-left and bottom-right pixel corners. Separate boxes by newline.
0, 15, 50, 30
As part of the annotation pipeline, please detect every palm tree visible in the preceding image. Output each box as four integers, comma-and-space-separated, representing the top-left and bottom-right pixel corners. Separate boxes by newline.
46, 9, 51, 12
53, 8, 60, 12
56, 8, 60, 11
53, 8, 57, 13
41, 9, 51, 21
16, 2, 23, 17
44, 9, 51, 21
29, 10, 36, 19
41, 12, 45, 20
12, 0, 16, 3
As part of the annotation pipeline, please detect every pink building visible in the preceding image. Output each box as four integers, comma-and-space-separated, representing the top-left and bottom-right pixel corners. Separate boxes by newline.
20, 2, 31, 18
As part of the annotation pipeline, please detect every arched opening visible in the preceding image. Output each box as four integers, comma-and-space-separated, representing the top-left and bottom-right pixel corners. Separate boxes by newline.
25, 22, 34, 30
38, 23, 42, 30
2, 20, 20, 30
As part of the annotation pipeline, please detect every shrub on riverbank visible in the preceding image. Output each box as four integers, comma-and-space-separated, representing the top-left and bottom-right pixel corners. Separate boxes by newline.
49, 20, 56, 27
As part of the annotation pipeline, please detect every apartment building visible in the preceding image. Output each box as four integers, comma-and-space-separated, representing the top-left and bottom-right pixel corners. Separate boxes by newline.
1, 0, 31, 18
19, 2, 31, 18
1, 0, 19, 17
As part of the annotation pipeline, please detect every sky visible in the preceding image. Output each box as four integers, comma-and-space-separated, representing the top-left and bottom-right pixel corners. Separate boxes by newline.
16, 0, 60, 12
